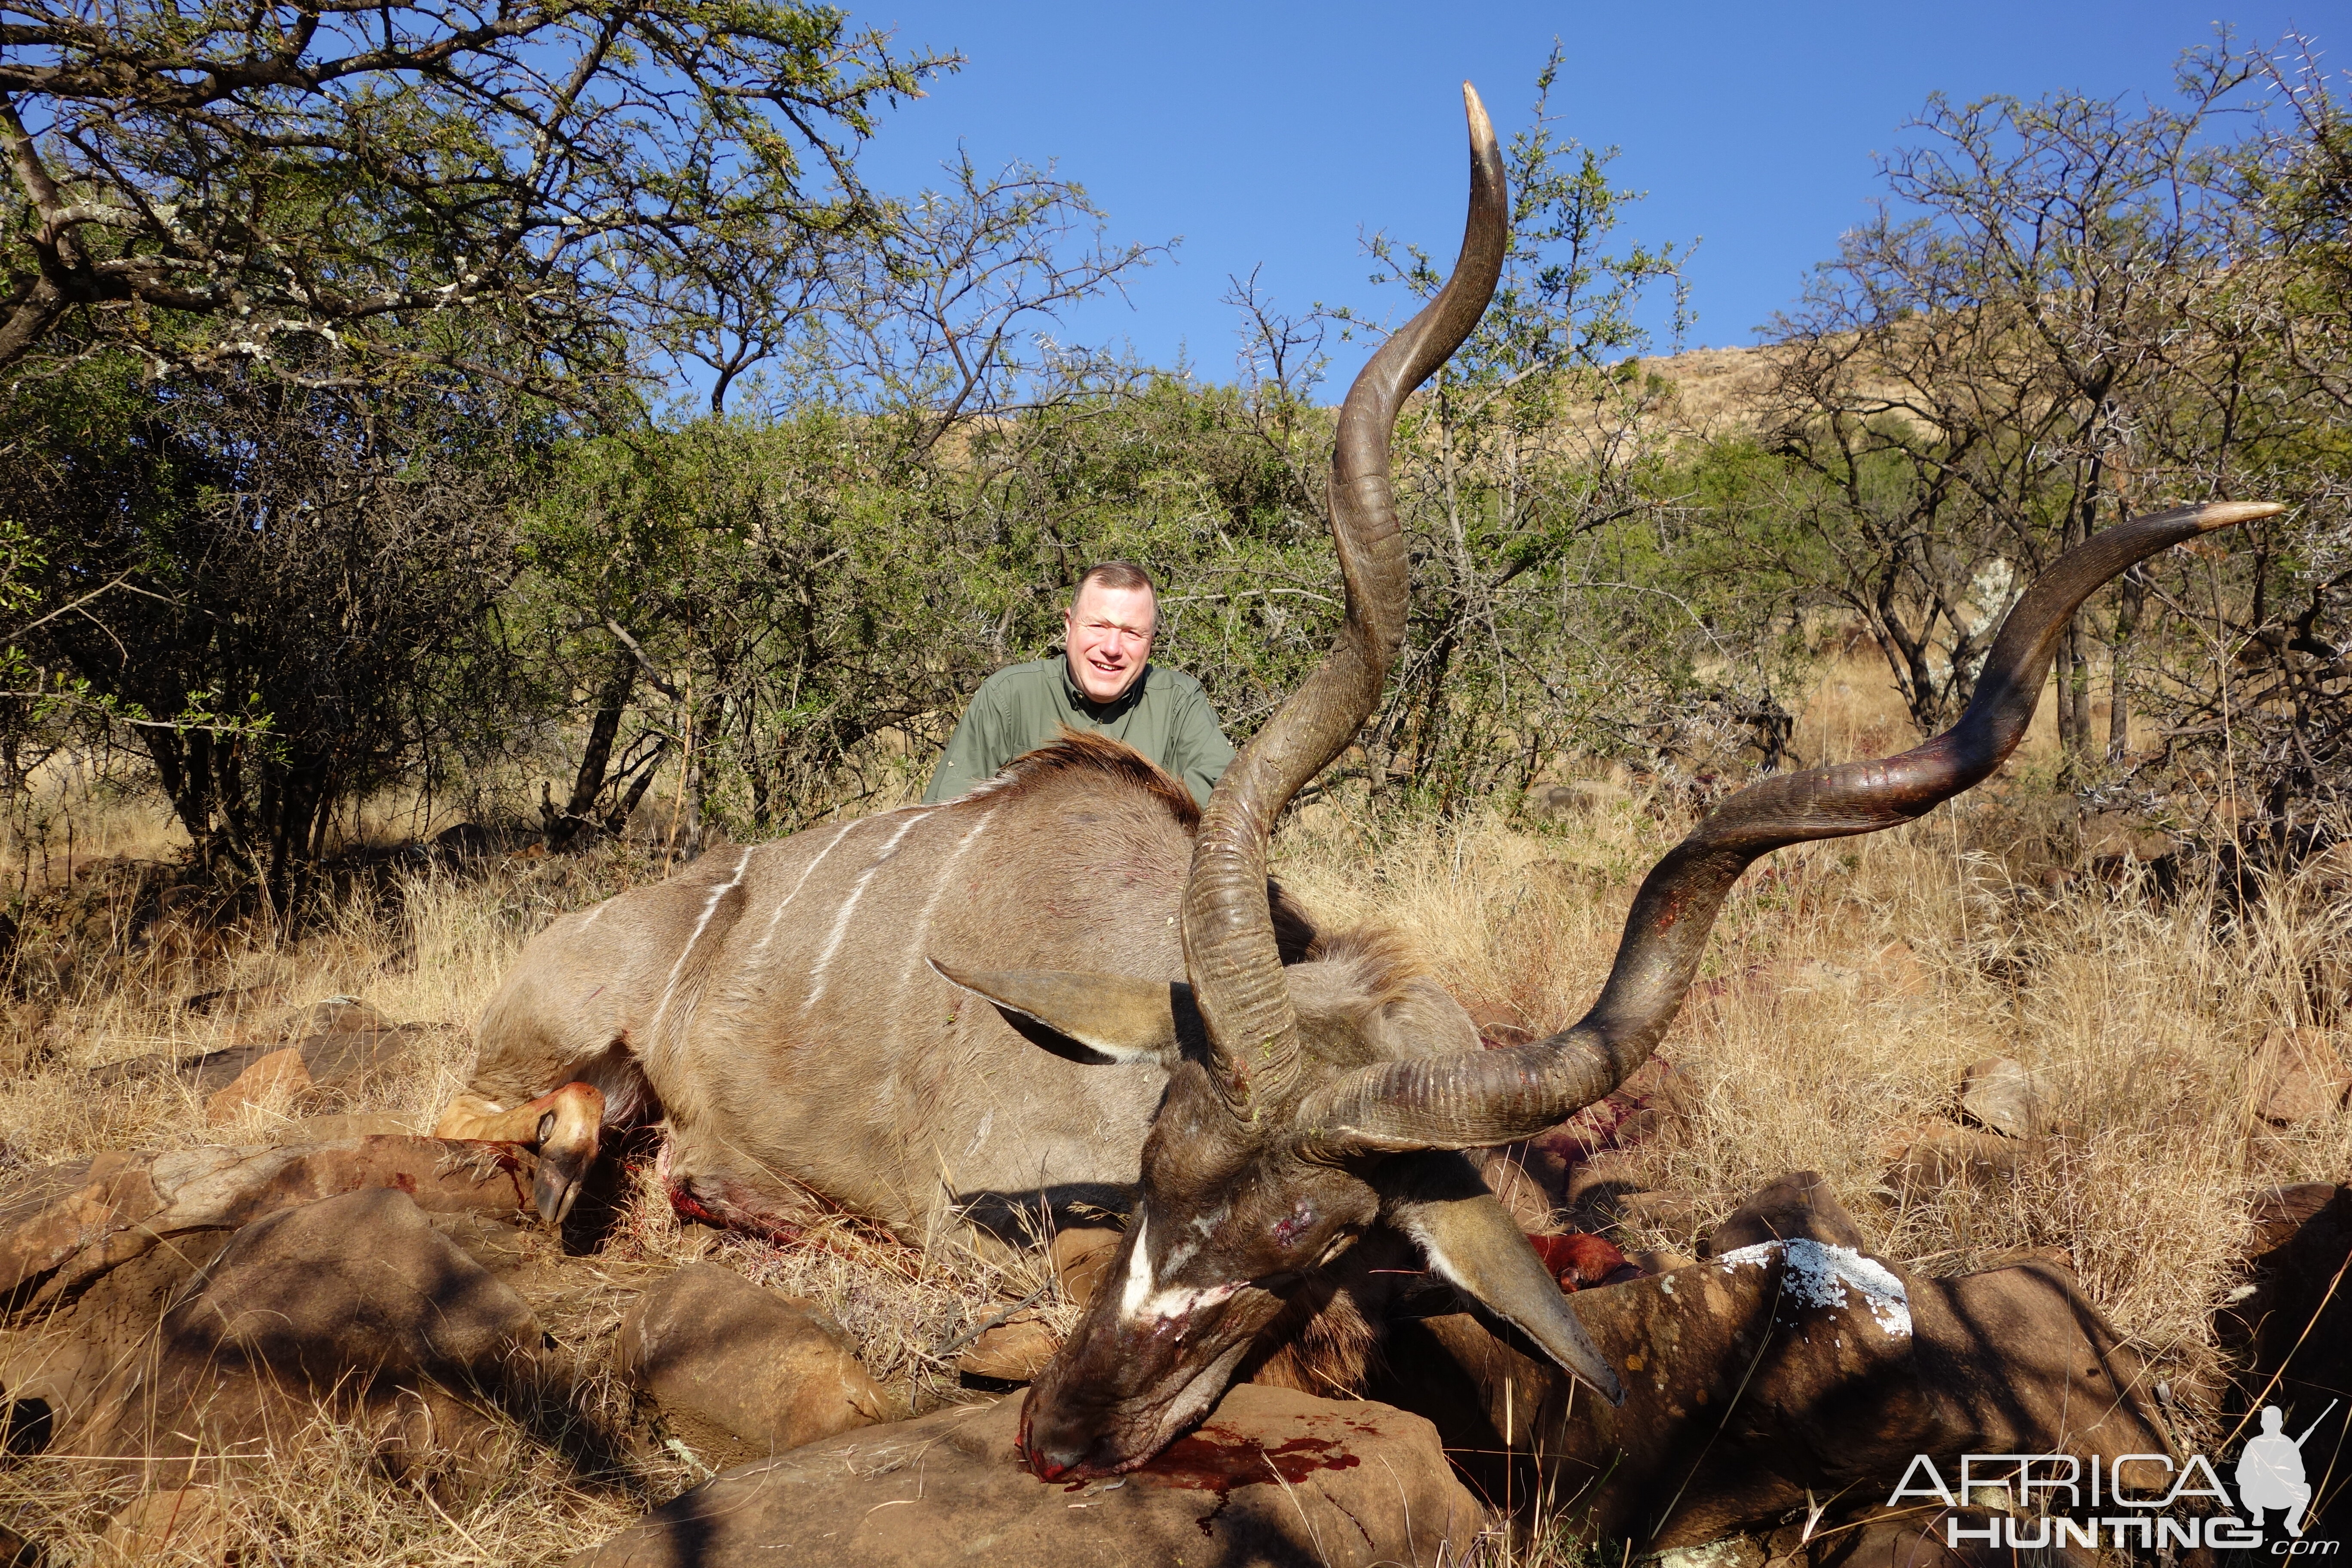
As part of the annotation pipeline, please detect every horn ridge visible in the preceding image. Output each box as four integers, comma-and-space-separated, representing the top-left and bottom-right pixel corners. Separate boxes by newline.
1295, 500, 2285, 1155
1182, 85, 1509, 1115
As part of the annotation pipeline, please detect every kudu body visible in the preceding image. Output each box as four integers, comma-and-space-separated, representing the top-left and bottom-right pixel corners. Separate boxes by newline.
442, 84, 2278, 1486
435, 738, 1476, 1246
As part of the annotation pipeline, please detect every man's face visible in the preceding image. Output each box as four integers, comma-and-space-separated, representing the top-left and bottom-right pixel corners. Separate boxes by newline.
1063, 582, 1156, 704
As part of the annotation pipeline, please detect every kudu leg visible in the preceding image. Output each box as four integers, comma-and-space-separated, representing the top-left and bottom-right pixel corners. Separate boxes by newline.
433, 1082, 606, 1225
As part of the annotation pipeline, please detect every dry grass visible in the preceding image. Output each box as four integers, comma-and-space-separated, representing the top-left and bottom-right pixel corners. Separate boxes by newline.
0, 662, 2344, 1562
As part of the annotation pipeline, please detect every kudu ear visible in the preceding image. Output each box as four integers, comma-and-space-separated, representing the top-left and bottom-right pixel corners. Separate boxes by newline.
1375, 1150, 1626, 1406
927, 959, 1186, 1069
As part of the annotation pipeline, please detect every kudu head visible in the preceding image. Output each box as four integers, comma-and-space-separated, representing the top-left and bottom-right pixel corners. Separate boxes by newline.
936, 84, 2284, 1482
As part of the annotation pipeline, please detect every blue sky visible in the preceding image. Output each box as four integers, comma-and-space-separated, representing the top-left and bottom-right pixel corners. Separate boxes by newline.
843, 1, 2324, 386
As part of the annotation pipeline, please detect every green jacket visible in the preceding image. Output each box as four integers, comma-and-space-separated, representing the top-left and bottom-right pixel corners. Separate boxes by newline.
923, 655, 1235, 808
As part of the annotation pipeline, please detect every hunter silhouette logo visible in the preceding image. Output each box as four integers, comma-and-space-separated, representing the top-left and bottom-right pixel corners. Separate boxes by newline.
2241, 1406, 2318, 1537
1889, 1401, 2340, 1554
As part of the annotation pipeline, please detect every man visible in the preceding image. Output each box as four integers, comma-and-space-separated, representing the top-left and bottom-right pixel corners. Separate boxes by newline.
923, 562, 1235, 808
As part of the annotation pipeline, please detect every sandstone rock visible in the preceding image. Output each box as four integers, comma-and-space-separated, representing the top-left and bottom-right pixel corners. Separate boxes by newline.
1700, 1170, 1866, 1255
91, 1014, 420, 1104
1956, 1055, 2046, 1137
1614, 1188, 1723, 1237
8, 1186, 542, 1489
202, 1046, 314, 1125
2251, 1026, 2350, 1124
272, 1111, 423, 1142
567, 1384, 1483, 1568
0, 1136, 538, 1317
956, 1315, 1060, 1382
97, 1487, 233, 1566
616, 1263, 885, 1466
294, 995, 392, 1036
1375, 1175, 2170, 1552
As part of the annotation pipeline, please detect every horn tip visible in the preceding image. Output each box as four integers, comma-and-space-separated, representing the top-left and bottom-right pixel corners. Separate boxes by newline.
1461, 82, 1494, 144
2187, 500, 2285, 532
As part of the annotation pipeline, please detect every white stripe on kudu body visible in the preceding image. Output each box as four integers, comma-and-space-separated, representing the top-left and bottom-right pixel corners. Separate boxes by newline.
750, 819, 860, 962
805, 808, 931, 1013
643, 846, 751, 1048
891, 804, 1001, 1035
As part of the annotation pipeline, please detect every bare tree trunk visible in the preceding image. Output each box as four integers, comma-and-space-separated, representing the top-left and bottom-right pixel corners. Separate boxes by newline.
2107, 569, 2146, 763
546, 649, 637, 849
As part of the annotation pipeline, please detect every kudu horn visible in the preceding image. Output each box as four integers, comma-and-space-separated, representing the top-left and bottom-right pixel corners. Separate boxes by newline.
1296, 499, 2284, 1155
1184, 84, 1508, 1116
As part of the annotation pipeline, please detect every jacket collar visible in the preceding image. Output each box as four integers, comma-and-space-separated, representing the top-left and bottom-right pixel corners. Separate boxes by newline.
1058, 649, 1149, 721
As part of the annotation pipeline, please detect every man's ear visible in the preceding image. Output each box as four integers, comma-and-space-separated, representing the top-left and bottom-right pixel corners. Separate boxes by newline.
1375, 1150, 1626, 1406
928, 959, 1185, 1069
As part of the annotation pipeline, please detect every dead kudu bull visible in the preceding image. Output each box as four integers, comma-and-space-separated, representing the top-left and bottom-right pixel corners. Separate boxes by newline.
438, 86, 2278, 1484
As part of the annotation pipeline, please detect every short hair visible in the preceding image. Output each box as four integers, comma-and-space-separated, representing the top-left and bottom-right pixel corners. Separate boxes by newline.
1074, 560, 1155, 600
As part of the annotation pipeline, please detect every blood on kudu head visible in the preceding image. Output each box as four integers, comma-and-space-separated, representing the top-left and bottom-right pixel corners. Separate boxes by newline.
937, 86, 2285, 1482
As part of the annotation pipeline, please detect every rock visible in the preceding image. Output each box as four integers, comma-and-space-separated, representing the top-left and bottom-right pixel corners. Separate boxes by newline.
89, 1014, 420, 1103
616, 1263, 885, 1466
1631, 1247, 1698, 1274
567, 1383, 1483, 1568
272, 1111, 424, 1142
295, 995, 392, 1036
97, 1487, 234, 1566
0, 1135, 539, 1317
1653, 1535, 1767, 1568
8, 1187, 542, 1489
1613, 1189, 1724, 1237
2251, 1026, 2349, 1124
202, 1046, 314, 1125
957, 1316, 1061, 1382
1956, 1055, 2046, 1137
1701, 1170, 1867, 1255
1375, 1176, 2170, 1552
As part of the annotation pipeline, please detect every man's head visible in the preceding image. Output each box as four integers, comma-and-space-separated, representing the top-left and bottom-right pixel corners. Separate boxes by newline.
1063, 562, 1158, 704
